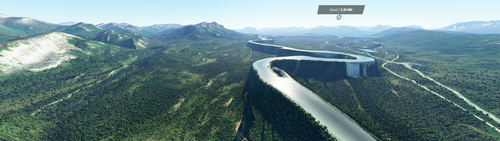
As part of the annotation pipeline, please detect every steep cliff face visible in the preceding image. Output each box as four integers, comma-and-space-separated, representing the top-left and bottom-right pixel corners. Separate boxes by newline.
0, 32, 82, 74
346, 61, 379, 77
271, 60, 349, 81
247, 41, 380, 78
245, 40, 379, 140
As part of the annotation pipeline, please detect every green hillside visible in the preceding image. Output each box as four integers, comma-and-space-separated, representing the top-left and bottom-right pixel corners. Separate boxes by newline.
97, 23, 183, 37
93, 29, 156, 49
140, 24, 182, 36
259, 37, 500, 140
372, 31, 500, 126
0, 25, 269, 140
0, 32, 22, 43
52, 22, 158, 49
0, 17, 59, 35
150, 28, 177, 38
372, 27, 423, 37
0, 110, 56, 141
159, 22, 251, 41
0, 26, 24, 35
2, 16, 500, 140
53, 22, 104, 38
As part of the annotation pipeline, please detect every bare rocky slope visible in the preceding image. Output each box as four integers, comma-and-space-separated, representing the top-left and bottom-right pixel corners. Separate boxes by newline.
0, 32, 83, 74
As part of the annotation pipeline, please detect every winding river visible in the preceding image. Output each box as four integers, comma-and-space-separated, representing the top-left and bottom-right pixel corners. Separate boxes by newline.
248, 40, 376, 141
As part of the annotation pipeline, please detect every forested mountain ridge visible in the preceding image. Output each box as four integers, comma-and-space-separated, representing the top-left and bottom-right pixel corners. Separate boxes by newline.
52, 22, 158, 49
93, 29, 154, 49
0, 17, 267, 140
2, 12, 499, 140
0, 14, 159, 50
0, 14, 245, 50
142, 23, 183, 33
52, 22, 104, 38
0, 14, 59, 35
157, 22, 251, 41
97, 22, 183, 36
0, 32, 23, 42
0, 32, 141, 140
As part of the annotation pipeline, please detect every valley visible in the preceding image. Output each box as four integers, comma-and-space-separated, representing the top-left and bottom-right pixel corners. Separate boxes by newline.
256, 37, 500, 140
246, 40, 376, 140
0, 12, 499, 141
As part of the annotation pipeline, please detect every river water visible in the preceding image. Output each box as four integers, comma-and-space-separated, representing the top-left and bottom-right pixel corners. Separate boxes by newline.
250, 41, 376, 141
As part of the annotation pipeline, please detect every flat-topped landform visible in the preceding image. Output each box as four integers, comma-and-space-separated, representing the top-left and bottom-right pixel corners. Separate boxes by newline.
248, 40, 377, 141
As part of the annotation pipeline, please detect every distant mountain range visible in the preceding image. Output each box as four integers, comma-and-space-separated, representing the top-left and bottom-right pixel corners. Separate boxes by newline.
51, 22, 154, 49
1, 13, 499, 40
0, 14, 59, 35
0, 14, 183, 49
235, 20, 500, 36
58, 21, 80, 26
0, 14, 253, 75
235, 25, 424, 36
372, 27, 424, 37
56, 22, 184, 36
0, 13, 252, 50
439, 20, 500, 34
95, 22, 183, 36
1, 13, 500, 141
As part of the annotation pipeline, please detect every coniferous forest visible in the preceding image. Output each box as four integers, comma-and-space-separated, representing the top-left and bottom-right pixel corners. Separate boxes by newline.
1, 16, 500, 141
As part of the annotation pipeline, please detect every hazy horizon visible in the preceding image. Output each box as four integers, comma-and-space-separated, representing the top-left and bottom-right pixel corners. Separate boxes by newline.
1, 0, 498, 30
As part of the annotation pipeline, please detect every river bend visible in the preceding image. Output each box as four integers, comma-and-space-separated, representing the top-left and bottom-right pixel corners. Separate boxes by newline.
248, 40, 376, 141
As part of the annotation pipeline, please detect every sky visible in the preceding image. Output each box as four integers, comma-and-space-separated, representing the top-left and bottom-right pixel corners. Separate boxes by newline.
0, 0, 498, 30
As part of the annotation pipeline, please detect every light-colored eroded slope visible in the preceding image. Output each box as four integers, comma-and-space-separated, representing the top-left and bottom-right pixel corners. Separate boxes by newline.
0, 32, 82, 74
